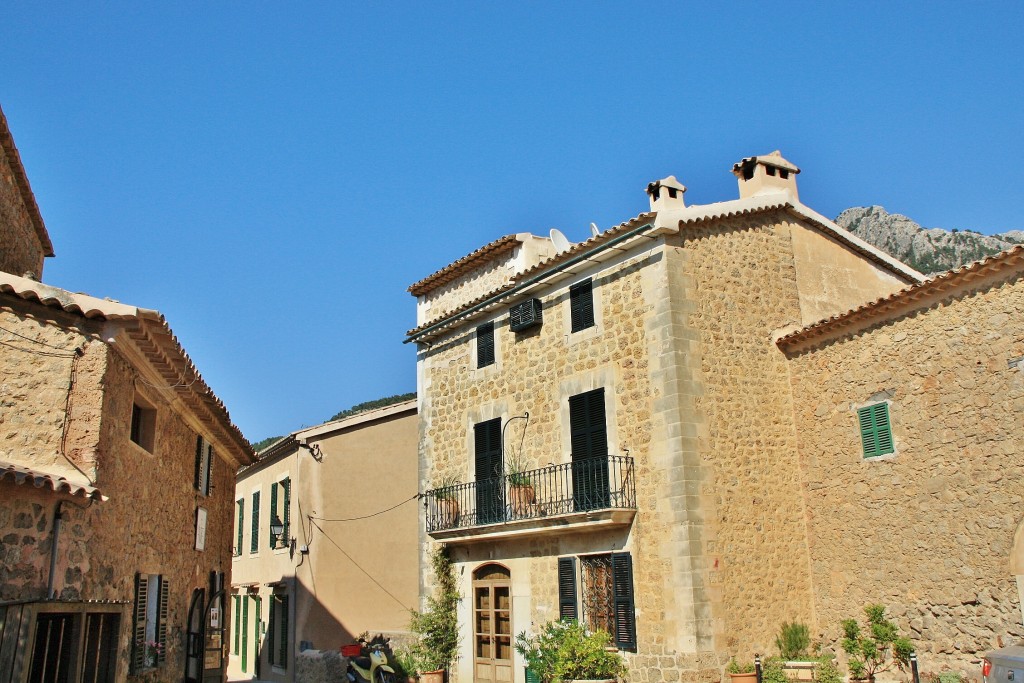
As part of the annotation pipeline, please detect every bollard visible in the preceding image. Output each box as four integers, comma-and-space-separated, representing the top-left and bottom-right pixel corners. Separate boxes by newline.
910, 652, 920, 683
755, 655, 763, 683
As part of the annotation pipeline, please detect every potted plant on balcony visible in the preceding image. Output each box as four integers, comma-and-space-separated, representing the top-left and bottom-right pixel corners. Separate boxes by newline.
515, 620, 626, 683
505, 451, 535, 517
431, 475, 460, 528
410, 547, 461, 683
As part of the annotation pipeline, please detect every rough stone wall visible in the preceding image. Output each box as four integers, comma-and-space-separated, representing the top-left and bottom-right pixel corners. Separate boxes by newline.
0, 143, 46, 278
672, 215, 816, 656
419, 255, 515, 323
786, 269, 1024, 673
0, 298, 237, 679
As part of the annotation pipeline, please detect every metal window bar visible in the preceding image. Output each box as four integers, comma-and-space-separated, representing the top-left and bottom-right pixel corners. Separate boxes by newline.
580, 555, 615, 637
425, 455, 635, 532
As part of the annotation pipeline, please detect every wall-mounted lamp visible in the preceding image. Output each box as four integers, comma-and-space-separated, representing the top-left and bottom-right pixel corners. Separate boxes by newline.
300, 442, 324, 462
270, 513, 286, 545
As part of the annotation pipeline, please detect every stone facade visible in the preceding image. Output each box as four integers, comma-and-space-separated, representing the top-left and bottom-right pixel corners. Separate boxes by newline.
783, 252, 1024, 671
409, 156, 920, 683
0, 105, 51, 279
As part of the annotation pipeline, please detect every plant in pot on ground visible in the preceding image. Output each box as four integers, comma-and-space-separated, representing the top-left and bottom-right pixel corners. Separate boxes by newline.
726, 658, 756, 683
841, 604, 913, 682
409, 546, 461, 682
515, 620, 626, 683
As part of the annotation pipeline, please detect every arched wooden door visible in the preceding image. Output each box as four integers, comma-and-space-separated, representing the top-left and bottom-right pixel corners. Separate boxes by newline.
473, 564, 512, 683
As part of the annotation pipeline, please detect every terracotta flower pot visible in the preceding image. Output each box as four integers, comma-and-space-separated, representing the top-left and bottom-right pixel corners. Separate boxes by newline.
435, 499, 459, 527
509, 484, 536, 516
728, 672, 757, 683
419, 670, 444, 683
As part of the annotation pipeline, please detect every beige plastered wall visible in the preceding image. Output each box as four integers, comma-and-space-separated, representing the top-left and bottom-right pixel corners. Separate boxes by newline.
785, 268, 1024, 673
0, 297, 238, 681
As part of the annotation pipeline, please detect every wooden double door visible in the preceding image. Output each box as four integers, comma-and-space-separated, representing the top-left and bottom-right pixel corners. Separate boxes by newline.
473, 565, 512, 683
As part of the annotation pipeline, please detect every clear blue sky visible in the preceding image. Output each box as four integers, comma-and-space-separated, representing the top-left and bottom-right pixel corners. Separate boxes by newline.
4, 3, 1022, 443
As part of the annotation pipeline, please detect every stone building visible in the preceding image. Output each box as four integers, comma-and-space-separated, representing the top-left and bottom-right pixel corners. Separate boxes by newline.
228, 399, 419, 682
404, 152, 928, 683
0, 104, 255, 682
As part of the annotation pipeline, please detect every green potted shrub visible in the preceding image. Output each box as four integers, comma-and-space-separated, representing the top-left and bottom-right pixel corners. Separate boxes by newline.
410, 547, 461, 683
505, 451, 535, 516
841, 604, 913, 682
515, 620, 626, 683
725, 658, 756, 683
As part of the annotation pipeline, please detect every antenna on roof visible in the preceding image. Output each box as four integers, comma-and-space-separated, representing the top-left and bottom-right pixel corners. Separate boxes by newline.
590, 222, 600, 238
549, 228, 572, 253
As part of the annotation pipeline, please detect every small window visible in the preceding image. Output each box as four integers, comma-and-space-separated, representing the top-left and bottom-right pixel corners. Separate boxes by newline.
569, 279, 595, 333
557, 552, 636, 651
130, 398, 156, 452
477, 322, 495, 368
131, 573, 168, 673
858, 402, 894, 458
269, 478, 291, 549
194, 436, 213, 496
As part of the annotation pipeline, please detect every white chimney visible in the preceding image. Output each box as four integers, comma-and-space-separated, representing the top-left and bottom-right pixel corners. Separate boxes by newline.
646, 175, 687, 212
732, 150, 800, 200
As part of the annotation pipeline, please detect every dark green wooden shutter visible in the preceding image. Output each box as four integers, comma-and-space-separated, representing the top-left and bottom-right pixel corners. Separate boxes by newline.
270, 482, 279, 548
475, 418, 504, 524
205, 444, 213, 495
268, 595, 276, 666
525, 668, 540, 683
254, 597, 262, 675
283, 478, 291, 541
279, 594, 289, 667
557, 557, 578, 621
233, 595, 241, 654
236, 499, 244, 555
611, 552, 637, 651
242, 597, 249, 673
570, 279, 595, 332
194, 435, 203, 490
157, 577, 169, 664
251, 491, 260, 553
131, 573, 148, 673
569, 389, 610, 510
858, 403, 894, 458
477, 322, 495, 368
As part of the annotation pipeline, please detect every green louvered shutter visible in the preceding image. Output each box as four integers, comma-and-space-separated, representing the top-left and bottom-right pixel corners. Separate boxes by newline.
268, 595, 276, 665
131, 573, 148, 673
858, 403, 894, 458
270, 482, 279, 548
569, 389, 610, 510
242, 597, 249, 673
251, 491, 260, 553
283, 478, 291, 542
475, 418, 504, 524
157, 577, 169, 664
477, 322, 495, 368
233, 596, 241, 655
236, 499, 244, 556
558, 557, 578, 621
279, 594, 289, 667
570, 279, 595, 332
611, 553, 637, 651
254, 597, 262, 676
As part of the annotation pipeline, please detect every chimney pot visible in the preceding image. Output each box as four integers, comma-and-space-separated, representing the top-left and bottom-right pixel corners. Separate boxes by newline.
646, 175, 687, 212
732, 150, 800, 201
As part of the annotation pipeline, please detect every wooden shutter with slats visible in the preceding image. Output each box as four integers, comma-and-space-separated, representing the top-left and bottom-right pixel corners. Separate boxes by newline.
858, 403, 894, 458
558, 557, 578, 621
475, 418, 504, 524
570, 279, 595, 332
279, 594, 289, 667
611, 553, 637, 651
270, 482, 279, 548
477, 322, 495, 368
283, 478, 291, 542
157, 577, 168, 663
132, 573, 148, 673
251, 491, 260, 553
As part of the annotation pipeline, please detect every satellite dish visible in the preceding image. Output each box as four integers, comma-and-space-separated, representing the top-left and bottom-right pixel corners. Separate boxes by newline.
590, 222, 600, 238
549, 228, 572, 253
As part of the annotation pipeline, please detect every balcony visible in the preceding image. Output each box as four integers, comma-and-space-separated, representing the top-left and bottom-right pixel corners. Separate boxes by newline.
424, 455, 636, 544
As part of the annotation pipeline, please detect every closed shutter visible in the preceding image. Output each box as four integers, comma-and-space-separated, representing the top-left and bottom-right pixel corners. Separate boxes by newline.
251, 492, 260, 553
270, 482, 279, 548
570, 279, 595, 332
236, 499, 244, 555
283, 478, 291, 541
611, 553, 637, 651
858, 403, 894, 458
205, 444, 213, 495
254, 597, 262, 675
194, 436, 204, 491
157, 577, 169, 664
569, 389, 609, 510
475, 418, 504, 524
233, 596, 241, 655
279, 594, 289, 668
242, 597, 249, 673
558, 557, 578, 621
132, 573, 148, 673
477, 322, 495, 368
267, 595, 276, 666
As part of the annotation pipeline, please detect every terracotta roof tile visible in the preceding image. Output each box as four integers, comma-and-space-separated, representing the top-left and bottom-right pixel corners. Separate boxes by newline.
408, 234, 523, 296
0, 460, 105, 501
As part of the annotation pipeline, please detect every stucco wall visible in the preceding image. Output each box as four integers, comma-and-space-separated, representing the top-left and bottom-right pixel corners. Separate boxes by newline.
786, 269, 1024, 672
0, 143, 46, 278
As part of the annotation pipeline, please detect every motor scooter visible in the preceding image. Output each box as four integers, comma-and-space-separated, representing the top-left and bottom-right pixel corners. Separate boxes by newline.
346, 642, 396, 683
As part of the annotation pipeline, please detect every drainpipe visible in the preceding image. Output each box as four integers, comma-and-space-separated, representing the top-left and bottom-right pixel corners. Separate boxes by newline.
46, 501, 64, 599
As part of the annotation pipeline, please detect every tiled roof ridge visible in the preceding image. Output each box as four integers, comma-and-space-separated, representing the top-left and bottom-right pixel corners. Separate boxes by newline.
777, 244, 1024, 351
408, 234, 523, 296
0, 459, 105, 501
0, 272, 255, 464
0, 105, 54, 257
405, 211, 654, 338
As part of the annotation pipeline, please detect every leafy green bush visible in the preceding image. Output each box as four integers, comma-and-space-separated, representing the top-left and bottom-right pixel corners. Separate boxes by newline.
514, 620, 626, 683
409, 547, 461, 672
815, 657, 843, 683
840, 604, 913, 681
775, 621, 811, 660
726, 658, 755, 674
760, 657, 789, 683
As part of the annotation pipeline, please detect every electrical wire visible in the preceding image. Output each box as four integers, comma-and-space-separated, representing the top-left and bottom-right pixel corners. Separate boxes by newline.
307, 517, 411, 611
0, 338, 79, 358
308, 493, 420, 522
0, 324, 79, 351
137, 375, 201, 390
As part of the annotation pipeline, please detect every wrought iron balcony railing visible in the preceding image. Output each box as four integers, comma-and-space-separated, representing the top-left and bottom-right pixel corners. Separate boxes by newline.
425, 455, 635, 533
